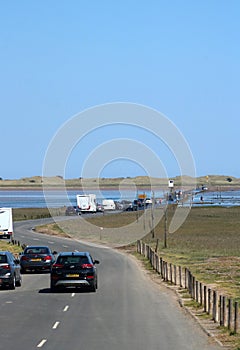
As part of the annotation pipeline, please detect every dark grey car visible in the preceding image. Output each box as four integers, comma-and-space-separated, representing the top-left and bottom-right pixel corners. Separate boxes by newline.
0, 251, 22, 289
20, 246, 57, 273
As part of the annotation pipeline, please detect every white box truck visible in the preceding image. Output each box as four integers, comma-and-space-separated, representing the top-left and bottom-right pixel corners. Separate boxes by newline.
102, 199, 116, 210
0, 208, 14, 239
76, 194, 97, 213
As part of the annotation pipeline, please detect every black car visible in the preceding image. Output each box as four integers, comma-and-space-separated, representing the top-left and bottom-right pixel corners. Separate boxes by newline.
65, 206, 81, 216
0, 251, 22, 289
50, 251, 99, 292
20, 245, 57, 273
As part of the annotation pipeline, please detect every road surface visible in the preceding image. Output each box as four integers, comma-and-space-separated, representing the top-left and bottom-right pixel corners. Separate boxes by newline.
0, 218, 223, 350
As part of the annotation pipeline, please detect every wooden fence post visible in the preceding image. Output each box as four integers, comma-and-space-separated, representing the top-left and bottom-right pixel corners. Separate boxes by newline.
160, 258, 163, 277
192, 276, 195, 299
165, 262, 168, 282
212, 291, 218, 322
179, 266, 182, 288
199, 282, 202, 305
203, 285, 207, 312
196, 281, 199, 303
222, 296, 226, 327
207, 288, 211, 315
184, 267, 188, 289
170, 263, 173, 284
174, 265, 177, 285
234, 301, 238, 334
228, 299, 232, 330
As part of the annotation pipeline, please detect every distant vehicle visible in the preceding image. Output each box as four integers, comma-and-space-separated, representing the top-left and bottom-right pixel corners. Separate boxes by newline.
145, 198, 152, 204
0, 208, 14, 239
96, 203, 104, 212
0, 251, 22, 289
65, 206, 81, 216
76, 194, 97, 213
20, 246, 57, 273
102, 199, 116, 210
124, 198, 151, 211
50, 251, 99, 292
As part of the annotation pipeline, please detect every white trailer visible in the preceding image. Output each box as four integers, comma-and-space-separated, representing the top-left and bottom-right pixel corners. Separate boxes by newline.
102, 199, 116, 210
0, 208, 14, 239
76, 194, 97, 213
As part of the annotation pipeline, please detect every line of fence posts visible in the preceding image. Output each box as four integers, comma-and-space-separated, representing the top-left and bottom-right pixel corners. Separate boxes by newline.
137, 240, 239, 334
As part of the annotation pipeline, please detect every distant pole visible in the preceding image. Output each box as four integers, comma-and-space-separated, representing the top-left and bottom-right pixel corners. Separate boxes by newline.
164, 195, 168, 248
151, 191, 155, 238
136, 189, 139, 222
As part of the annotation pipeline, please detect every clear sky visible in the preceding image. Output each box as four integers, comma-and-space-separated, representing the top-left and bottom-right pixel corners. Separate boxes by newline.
1, 1, 239, 180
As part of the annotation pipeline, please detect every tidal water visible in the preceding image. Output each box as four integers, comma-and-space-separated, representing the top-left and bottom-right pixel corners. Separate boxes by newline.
0, 188, 240, 209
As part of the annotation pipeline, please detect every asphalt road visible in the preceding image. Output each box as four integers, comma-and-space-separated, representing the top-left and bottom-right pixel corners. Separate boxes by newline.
0, 218, 223, 350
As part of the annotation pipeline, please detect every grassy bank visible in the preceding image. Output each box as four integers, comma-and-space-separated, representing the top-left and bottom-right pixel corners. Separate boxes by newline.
12, 207, 65, 221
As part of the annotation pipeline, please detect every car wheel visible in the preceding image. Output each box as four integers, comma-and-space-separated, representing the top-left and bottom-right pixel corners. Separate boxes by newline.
50, 282, 57, 292
10, 275, 16, 290
16, 275, 22, 287
90, 281, 96, 293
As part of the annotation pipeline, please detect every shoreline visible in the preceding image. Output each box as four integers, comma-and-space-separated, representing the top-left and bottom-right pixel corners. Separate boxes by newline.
1, 185, 240, 191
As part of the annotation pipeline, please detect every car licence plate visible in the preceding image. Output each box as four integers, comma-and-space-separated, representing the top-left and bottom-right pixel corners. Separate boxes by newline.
66, 274, 79, 277
31, 258, 42, 261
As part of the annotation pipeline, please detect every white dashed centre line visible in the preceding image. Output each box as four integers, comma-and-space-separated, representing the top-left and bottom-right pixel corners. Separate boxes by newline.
37, 339, 47, 347
52, 321, 60, 329
63, 305, 69, 312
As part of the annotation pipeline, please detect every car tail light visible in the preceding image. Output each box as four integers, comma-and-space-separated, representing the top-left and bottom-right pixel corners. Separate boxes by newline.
53, 263, 64, 268
81, 264, 93, 269
2, 264, 10, 270
21, 256, 30, 261
86, 275, 94, 279
43, 255, 52, 261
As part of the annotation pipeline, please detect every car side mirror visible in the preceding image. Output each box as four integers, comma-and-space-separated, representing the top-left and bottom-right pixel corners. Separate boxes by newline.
14, 258, 20, 264
52, 251, 58, 255
94, 260, 100, 264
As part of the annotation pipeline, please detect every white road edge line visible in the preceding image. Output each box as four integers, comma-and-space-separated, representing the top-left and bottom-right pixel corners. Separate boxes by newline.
52, 321, 60, 329
63, 305, 69, 312
37, 339, 47, 347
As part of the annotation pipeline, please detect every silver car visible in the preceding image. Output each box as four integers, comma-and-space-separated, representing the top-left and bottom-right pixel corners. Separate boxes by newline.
0, 251, 22, 289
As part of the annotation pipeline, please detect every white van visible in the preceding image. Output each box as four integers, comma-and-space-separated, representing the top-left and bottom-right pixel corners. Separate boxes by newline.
0, 208, 14, 239
76, 194, 97, 213
102, 199, 116, 210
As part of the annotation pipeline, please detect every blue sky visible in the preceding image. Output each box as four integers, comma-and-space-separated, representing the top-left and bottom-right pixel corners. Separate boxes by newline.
1, 1, 239, 180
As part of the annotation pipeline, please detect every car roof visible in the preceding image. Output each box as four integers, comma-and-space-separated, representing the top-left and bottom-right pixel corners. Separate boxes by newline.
24, 245, 50, 249
0, 251, 11, 255
57, 251, 90, 257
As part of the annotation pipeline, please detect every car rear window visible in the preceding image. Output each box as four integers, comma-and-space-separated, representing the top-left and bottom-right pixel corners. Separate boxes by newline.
57, 256, 89, 265
0, 255, 7, 263
25, 248, 49, 254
